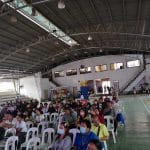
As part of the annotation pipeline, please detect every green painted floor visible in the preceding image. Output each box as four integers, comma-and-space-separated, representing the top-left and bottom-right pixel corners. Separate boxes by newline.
107, 95, 150, 150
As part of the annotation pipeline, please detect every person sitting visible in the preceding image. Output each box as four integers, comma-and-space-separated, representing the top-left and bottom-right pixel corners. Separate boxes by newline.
15, 114, 27, 149
91, 115, 109, 148
34, 109, 44, 125
74, 119, 100, 150
103, 100, 117, 132
48, 103, 56, 114
38, 103, 44, 112
0, 112, 17, 130
87, 139, 102, 150
23, 111, 32, 122
51, 122, 72, 150
0, 112, 17, 140
42, 103, 48, 114
62, 107, 77, 129
16, 114, 27, 133
76, 110, 89, 128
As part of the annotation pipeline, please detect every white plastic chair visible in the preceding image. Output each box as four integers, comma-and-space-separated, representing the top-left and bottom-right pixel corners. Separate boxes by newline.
26, 137, 40, 150
103, 141, 108, 150
69, 128, 80, 146
26, 121, 33, 130
44, 113, 50, 121
104, 115, 116, 143
21, 127, 38, 149
39, 128, 55, 150
50, 113, 59, 125
37, 121, 49, 135
58, 112, 65, 124
5, 136, 18, 150
5, 128, 16, 136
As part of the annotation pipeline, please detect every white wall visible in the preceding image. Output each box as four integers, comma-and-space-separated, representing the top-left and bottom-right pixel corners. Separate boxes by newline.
20, 74, 53, 100
40, 78, 51, 99
145, 55, 150, 84
20, 74, 41, 101
52, 55, 144, 90
145, 64, 150, 84
18, 54, 146, 99
0, 79, 17, 94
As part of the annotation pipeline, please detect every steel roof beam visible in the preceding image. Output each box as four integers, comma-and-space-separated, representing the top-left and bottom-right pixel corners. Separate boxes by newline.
103, 0, 116, 32
74, 0, 99, 47
70, 31, 150, 39
0, 34, 53, 64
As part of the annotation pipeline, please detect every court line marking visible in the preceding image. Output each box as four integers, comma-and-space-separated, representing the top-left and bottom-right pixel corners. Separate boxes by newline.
140, 99, 150, 114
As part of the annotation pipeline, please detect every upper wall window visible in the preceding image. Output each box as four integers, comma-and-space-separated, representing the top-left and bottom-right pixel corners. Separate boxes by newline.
127, 60, 140, 68
110, 62, 124, 70
54, 71, 65, 77
66, 69, 77, 76
79, 67, 92, 74
95, 64, 107, 72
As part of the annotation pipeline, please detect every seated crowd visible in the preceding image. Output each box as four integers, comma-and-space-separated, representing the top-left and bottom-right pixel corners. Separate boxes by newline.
0, 96, 125, 150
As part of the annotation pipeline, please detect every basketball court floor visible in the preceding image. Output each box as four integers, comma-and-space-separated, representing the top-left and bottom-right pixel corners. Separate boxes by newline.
108, 95, 150, 150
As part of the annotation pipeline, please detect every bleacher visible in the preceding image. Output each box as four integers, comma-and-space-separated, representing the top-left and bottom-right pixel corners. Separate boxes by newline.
0, 92, 32, 104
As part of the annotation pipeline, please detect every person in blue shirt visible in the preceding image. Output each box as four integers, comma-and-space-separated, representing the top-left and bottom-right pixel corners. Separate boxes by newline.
87, 139, 102, 150
74, 119, 101, 150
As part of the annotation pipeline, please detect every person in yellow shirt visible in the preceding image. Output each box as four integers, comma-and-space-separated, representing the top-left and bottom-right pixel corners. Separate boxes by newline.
91, 115, 109, 141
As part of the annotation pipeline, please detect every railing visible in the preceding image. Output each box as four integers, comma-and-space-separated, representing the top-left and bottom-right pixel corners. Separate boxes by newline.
121, 68, 145, 93
50, 79, 60, 87
0, 94, 31, 104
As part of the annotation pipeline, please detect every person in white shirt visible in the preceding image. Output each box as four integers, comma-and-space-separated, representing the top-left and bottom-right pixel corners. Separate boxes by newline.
35, 109, 44, 123
16, 115, 27, 133
42, 103, 48, 114
15, 114, 27, 149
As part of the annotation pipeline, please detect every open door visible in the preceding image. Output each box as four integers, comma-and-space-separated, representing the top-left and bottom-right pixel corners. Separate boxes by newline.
102, 78, 111, 94
44, 89, 48, 99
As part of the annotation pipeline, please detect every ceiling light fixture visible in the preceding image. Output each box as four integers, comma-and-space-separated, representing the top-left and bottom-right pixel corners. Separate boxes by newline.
99, 49, 103, 53
88, 35, 92, 41
26, 48, 30, 53
54, 41, 59, 45
68, 40, 72, 44
2, 0, 78, 46
58, 0, 65, 9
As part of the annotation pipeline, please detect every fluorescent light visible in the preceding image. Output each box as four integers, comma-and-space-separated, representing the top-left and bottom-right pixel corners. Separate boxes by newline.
88, 35, 92, 41
68, 40, 72, 44
58, 0, 65, 9
1, 0, 78, 46
26, 48, 30, 53
99, 49, 103, 52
